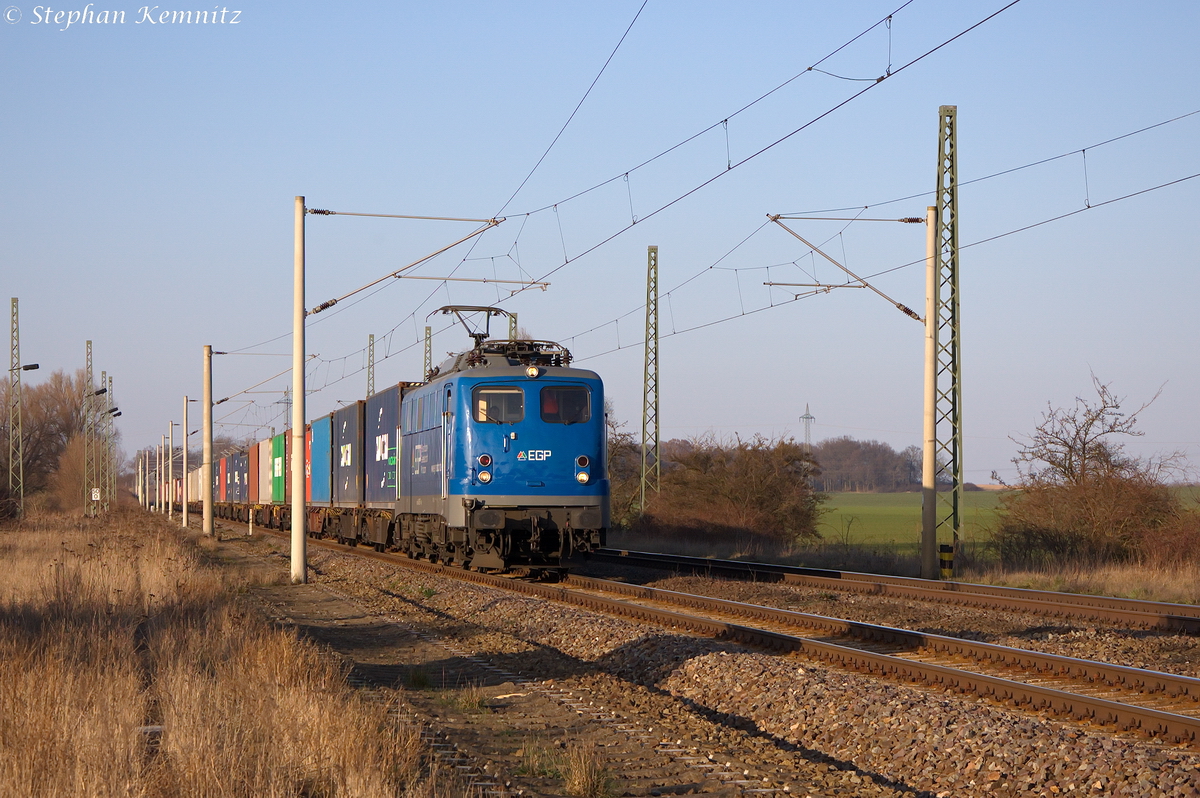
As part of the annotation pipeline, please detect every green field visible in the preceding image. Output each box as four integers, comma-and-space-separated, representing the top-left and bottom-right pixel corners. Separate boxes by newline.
817, 486, 1199, 554
818, 491, 1005, 552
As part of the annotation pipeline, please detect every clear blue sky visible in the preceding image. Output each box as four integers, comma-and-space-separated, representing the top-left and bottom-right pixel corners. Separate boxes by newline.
3, 0, 1198, 483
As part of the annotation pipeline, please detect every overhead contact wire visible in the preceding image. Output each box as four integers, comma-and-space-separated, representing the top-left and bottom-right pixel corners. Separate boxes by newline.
496, 0, 650, 216
524, 0, 1025, 288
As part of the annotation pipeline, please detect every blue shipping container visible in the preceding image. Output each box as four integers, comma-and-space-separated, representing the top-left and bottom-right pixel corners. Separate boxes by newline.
310, 414, 333, 504
365, 384, 401, 503
333, 401, 364, 504
230, 452, 249, 503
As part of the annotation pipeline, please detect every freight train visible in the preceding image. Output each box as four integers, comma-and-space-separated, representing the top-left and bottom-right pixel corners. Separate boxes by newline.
182, 307, 609, 572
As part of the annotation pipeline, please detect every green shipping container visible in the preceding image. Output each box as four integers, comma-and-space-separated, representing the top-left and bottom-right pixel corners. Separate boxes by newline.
271, 433, 287, 504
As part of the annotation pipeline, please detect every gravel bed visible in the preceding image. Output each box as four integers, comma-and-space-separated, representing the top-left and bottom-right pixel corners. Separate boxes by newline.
579, 562, 1200, 679
274, 543, 1200, 797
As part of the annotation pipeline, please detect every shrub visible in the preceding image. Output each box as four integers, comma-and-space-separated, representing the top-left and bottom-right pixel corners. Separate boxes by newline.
635, 434, 825, 544
992, 377, 1198, 568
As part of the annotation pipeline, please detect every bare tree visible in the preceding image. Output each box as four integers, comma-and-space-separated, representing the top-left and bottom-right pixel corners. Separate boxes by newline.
1009, 375, 1178, 488
811, 437, 937, 492
994, 376, 1191, 567
0, 369, 93, 510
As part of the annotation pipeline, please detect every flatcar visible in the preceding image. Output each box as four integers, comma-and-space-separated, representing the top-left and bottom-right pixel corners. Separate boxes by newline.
187, 307, 609, 572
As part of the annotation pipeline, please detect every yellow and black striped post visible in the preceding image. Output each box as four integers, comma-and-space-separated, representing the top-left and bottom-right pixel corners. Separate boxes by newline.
939, 544, 954, 580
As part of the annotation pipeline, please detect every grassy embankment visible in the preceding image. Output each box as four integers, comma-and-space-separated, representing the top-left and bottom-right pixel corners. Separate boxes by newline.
0, 508, 456, 797
611, 488, 1200, 602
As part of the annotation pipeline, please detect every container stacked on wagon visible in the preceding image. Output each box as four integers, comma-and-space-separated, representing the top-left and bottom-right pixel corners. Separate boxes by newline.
183, 329, 609, 573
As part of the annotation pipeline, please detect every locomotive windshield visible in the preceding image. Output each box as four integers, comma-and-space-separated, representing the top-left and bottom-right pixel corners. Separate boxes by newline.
473, 386, 524, 424
540, 386, 591, 425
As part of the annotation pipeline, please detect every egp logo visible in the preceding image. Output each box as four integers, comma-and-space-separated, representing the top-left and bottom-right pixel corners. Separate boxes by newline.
517, 449, 551, 461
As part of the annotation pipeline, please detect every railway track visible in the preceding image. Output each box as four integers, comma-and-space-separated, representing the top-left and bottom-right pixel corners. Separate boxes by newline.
260, 529, 1200, 748
590, 548, 1200, 633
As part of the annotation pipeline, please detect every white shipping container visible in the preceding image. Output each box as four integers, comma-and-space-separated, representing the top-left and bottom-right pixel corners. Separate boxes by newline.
256, 439, 272, 504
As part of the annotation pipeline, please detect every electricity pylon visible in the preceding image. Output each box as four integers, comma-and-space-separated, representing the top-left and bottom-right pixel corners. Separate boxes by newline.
800, 404, 815, 453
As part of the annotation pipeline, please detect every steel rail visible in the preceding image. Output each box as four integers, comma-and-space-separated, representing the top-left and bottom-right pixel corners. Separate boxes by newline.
261, 531, 1200, 746
565, 574, 1200, 701
592, 549, 1200, 633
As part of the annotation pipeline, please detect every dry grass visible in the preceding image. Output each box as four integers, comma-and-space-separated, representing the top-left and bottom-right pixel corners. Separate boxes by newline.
563, 740, 615, 798
512, 736, 613, 797
0, 507, 449, 797
967, 560, 1200, 605
515, 737, 563, 780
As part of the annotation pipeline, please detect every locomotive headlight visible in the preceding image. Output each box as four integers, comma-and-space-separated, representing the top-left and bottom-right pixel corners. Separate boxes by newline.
477, 453, 492, 467
525, 365, 540, 378
575, 471, 590, 484
478, 470, 492, 484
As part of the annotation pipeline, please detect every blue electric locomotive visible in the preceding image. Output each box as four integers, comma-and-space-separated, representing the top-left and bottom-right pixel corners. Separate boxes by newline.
396, 318, 609, 570
201, 306, 608, 573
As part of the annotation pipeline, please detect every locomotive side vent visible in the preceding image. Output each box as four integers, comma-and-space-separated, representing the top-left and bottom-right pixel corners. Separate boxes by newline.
573, 508, 602, 530
475, 509, 504, 529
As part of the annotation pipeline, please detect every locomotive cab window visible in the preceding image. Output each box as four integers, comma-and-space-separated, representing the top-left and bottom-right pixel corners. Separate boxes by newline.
473, 386, 524, 424
540, 386, 591, 425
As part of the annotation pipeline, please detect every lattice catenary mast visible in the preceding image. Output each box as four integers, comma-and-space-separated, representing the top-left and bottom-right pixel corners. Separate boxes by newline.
367, 334, 375, 397
104, 374, 113, 511
423, 326, 432, 380
921, 105, 964, 579
84, 342, 99, 516
8, 299, 23, 516
640, 245, 660, 512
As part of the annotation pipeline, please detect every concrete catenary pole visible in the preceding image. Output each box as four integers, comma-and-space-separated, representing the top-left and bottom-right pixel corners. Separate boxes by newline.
167, 421, 174, 518
182, 396, 189, 528
291, 196, 308, 583
202, 345, 214, 535
159, 436, 165, 513
921, 204, 938, 580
